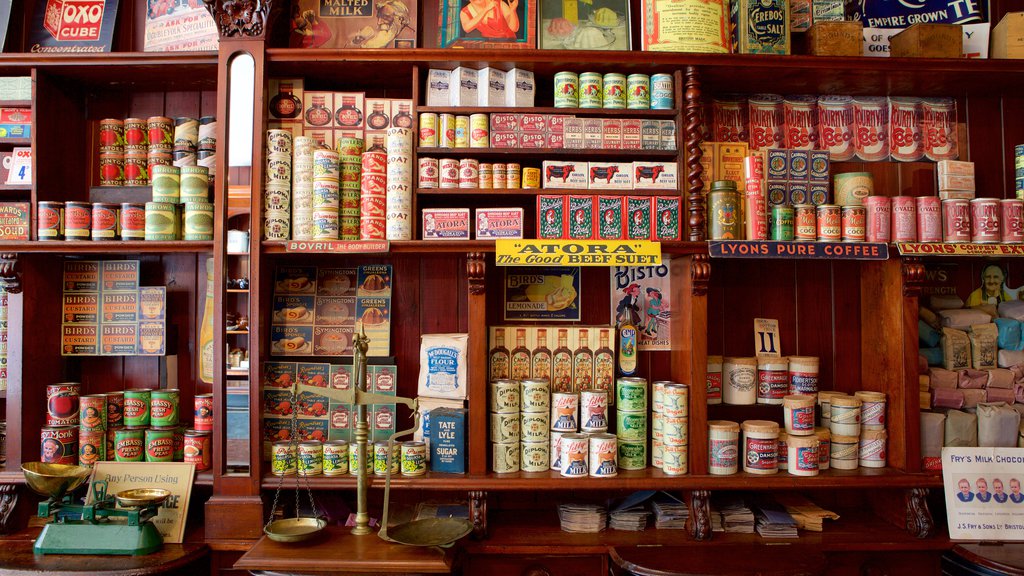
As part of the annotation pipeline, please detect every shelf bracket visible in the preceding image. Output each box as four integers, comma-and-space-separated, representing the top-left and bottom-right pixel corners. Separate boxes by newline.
690, 253, 711, 297
467, 252, 486, 296
686, 489, 712, 541
0, 253, 20, 294
0, 484, 18, 534
901, 257, 925, 298
469, 490, 487, 539
684, 65, 706, 242
905, 487, 934, 539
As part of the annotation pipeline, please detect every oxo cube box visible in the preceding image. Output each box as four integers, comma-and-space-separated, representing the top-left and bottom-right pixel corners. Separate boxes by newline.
655, 197, 682, 240
541, 160, 587, 189
587, 162, 633, 189
537, 195, 566, 239
566, 195, 595, 240
430, 407, 467, 474
626, 197, 653, 240
597, 196, 625, 240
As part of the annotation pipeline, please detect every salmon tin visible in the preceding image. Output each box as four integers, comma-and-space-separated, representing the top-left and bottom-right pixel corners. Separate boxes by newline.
65, 201, 93, 240
816, 205, 841, 241
971, 198, 1001, 243
537, 195, 566, 239
47, 383, 80, 426
41, 426, 78, 464
923, 98, 958, 161
598, 196, 624, 240
422, 208, 470, 240
89, 203, 118, 241
542, 160, 587, 189
194, 393, 213, 431
916, 196, 942, 243
1003, 199, 1024, 243
817, 96, 855, 161
943, 199, 971, 242
864, 196, 892, 243
655, 197, 681, 241
145, 427, 174, 462
891, 196, 918, 242
475, 208, 524, 239
633, 162, 678, 190
889, 97, 923, 162
626, 197, 652, 240
115, 427, 145, 462
38, 201, 64, 240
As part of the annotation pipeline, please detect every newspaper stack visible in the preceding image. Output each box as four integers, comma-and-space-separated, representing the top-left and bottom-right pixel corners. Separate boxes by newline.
609, 508, 650, 531
753, 497, 799, 539
774, 493, 839, 532
651, 498, 688, 529
558, 503, 607, 533
719, 497, 756, 534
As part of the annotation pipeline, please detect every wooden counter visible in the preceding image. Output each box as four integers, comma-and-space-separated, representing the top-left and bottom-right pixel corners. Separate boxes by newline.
0, 539, 209, 576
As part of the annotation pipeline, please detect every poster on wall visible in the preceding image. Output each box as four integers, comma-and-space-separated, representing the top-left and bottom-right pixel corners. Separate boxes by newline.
943, 447, 1024, 541
609, 258, 671, 351
144, 0, 219, 52
437, 0, 536, 48
288, 0, 417, 48
503, 266, 580, 321
29, 0, 120, 52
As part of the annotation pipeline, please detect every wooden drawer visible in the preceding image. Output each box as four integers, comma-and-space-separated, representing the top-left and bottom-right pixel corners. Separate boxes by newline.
465, 554, 605, 576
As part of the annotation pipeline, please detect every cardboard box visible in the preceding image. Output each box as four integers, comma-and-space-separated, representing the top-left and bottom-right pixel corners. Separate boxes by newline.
519, 114, 546, 132
0, 201, 29, 240
564, 118, 584, 149
490, 131, 520, 148
333, 92, 365, 130
641, 120, 661, 150
101, 324, 137, 355
622, 120, 642, 149
268, 79, 304, 121
938, 174, 976, 192
520, 132, 547, 148
566, 195, 595, 240
101, 292, 139, 323
655, 197, 682, 241
603, 119, 622, 149
889, 23, 962, 58
287, 0, 417, 48
62, 324, 99, 356
449, 67, 479, 106
597, 196, 625, 240
587, 162, 633, 189
542, 161, 588, 189
101, 260, 140, 291
505, 68, 536, 107
992, 12, 1024, 59
426, 69, 451, 106
537, 195, 566, 239
422, 208, 471, 240
64, 261, 100, 292
633, 162, 679, 190
475, 208, 524, 239
490, 113, 519, 132
302, 92, 333, 129
63, 293, 99, 324
808, 21, 863, 56
626, 197, 652, 240
938, 160, 975, 177
583, 118, 603, 150
478, 67, 506, 106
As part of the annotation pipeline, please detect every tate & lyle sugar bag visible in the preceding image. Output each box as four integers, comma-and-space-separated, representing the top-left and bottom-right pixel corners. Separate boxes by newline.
418, 333, 469, 400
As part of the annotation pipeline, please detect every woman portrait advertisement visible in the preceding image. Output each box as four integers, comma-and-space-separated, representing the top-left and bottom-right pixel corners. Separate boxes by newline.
966, 263, 1019, 307
459, 0, 522, 40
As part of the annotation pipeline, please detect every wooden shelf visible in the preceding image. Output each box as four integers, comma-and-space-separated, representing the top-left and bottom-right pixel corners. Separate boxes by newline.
226, 289, 250, 293
0, 468, 215, 486
0, 184, 31, 192
417, 146, 677, 159
0, 138, 29, 146
27, 52, 218, 90
226, 369, 249, 377
417, 106, 678, 117
417, 187, 678, 196
0, 100, 31, 108
0, 241, 213, 253
226, 330, 249, 335
262, 240, 707, 255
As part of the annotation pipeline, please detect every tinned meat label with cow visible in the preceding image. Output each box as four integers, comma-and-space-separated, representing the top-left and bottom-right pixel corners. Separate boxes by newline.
542, 161, 588, 189
588, 162, 633, 190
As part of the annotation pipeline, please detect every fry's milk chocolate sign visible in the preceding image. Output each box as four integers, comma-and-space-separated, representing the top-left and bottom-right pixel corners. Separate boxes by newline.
31, 0, 119, 52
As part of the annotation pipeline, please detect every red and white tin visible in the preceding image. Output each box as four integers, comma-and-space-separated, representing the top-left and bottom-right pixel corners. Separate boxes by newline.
943, 199, 971, 242
915, 196, 942, 243
863, 196, 891, 243
817, 96, 855, 162
891, 196, 918, 242
794, 204, 817, 241
748, 94, 785, 152
1002, 199, 1024, 243
922, 98, 958, 161
459, 159, 479, 188
439, 158, 459, 189
712, 96, 748, 143
841, 205, 866, 242
418, 158, 439, 189
783, 95, 819, 150
888, 97, 923, 162
853, 97, 889, 162
816, 205, 841, 241
971, 198, 1001, 243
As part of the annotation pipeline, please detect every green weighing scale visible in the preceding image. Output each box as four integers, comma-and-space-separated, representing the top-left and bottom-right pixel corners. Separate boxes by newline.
22, 461, 169, 555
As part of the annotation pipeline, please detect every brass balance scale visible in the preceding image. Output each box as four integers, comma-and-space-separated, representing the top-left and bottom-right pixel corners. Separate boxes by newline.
21, 461, 170, 555
264, 326, 473, 547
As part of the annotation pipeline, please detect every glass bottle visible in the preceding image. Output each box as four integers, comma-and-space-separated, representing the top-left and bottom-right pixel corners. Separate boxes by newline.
618, 320, 638, 377
270, 82, 301, 119
594, 328, 615, 401
489, 328, 510, 381
532, 328, 552, 380
392, 103, 413, 128
511, 328, 531, 380
367, 102, 390, 130
335, 96, 363, 128
552, 329, 573, 393
304, 95, 332, 127
573, 328, 594, 393
367, 135, 387, 153
199, 257, 215, 384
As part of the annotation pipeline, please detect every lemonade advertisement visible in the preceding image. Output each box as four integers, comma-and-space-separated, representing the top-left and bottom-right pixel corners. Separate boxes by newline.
504, 267, 581, 321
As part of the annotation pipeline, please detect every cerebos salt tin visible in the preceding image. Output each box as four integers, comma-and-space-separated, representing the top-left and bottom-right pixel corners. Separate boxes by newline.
1002, 199, 1024, 243
783, 95, 818, 150
863, 196, 891, 243
748, 94, 785, 152
889, 97, 923, 162
891, 196, 918, 242
818, 95, 855, 161
972, 198, 1001, 243
41, 426, 78, 464
943, 199, 971, 242
916, 196, 942, 243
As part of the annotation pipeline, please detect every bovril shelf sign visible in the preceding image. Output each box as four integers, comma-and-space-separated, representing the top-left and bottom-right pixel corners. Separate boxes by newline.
495, 240, 662, 266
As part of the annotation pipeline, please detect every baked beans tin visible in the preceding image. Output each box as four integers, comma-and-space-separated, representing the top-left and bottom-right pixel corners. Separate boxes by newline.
272, 441, 297, 476
794, 204, 817, 241
323, 440, 349, 476
115, 427, 145, 462
784, 95, 818, 150
521, 378, 551, 413
551, 392, 579, 432
662, 383, 689, 418
459, 158, 479, 188
771, 206, 795, 240
65, 201, 93, 240
401, 441, 427, 476
1002, 199, 1024, 243
99, 118, 124, 153
490, 379, 520, 413
627, 74, 651, 110
79, 394, 107, 431
891, 196, 918, 242
194, 393, 213, 431
580, 388, 608, 432
841, 205, 866, 242
816, 204, 841, 241
91, 203, 119, 240
150, 389, 179, 426
119, 203, 146, 240
923, 98, 958, 161
971, 198, 1001, 243
559, 433, 589, 477
41, 426, 78, 464
78, 429, 104, 467
916, 196, 942, 243
651, 74, 674, 110
521, 441, 549, 472
943, 199, 971, 242
853, 97, 889, 162
818, 95, 855, 161
124, 389, 151, 426
373, 441, 400, 476
145, 427, 174, 462
299, 441, 324, 476
454, 115, 470, 148
184, 430, 211, 471
418, 112, 438, 147
863, 196, 891, 243
588, 433, 617, 477
712, 96, 748, 143
493, 441, 519, 473
554, 71, 579, 108
418, 158, 439, 188
748, 94, 785, 151
38, 201, 64, 240
105, 391, 124, 428
46, 382, 80, 426
602, 73, 626, 109
889, 97, 923, 162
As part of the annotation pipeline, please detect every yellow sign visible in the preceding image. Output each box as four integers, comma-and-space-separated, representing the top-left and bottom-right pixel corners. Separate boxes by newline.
897, 243, 1024, 257
495, 240, 662, 266
87, 462, 195, 543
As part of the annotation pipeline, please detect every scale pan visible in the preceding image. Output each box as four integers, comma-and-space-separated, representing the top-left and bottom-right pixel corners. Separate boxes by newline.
265, 517, 326, 543
383, 518, 473, 547
21, 462, 92, 499
115, 488, 171, 508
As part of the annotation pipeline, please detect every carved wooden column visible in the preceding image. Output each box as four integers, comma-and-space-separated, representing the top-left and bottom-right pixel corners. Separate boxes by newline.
469, 490, 488, 539
686, 490, 712, 541
0, 254, 20, 293
0, 484, 18, 535
467, 253, 488, 476
905, 488, 934, 538
684, 66, 706, 242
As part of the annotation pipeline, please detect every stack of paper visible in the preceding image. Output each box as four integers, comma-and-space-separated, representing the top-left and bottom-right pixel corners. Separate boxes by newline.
558, 503, 607, 533
774, 493, 839, 532
609, 491, 654, 531
651, 493, 688, 529
752, 496, 799, 539
717, 496, 756, 533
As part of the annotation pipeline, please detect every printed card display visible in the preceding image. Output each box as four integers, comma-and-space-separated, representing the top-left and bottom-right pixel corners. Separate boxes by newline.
29, 0, 120, 52
943, 447, 1024, 541
87, 462, 194, 543
288, 0, 417, 48
503, 266, 581, 321
144, 0, 218, 52
610, 258, 671, 351
437, 0, 536, 49
539, 0, 630, 50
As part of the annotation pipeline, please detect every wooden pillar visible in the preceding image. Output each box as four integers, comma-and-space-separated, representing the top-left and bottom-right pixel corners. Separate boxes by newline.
684, 66, 706, 242
467, 252, 487, 476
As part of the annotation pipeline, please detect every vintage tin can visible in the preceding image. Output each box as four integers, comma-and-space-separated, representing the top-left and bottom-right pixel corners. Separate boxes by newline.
550, 392, 579, 432
493, 442, 519, 473
580, 388, 608, 432
180, 166, 209, 203
438, 113, 456, 148
708, 420, 739, 475
616, 377, 647, 412
490, 379, 520, 413
521, 378, 550, 413
1002, 199, 1024, 243
478, 163, 493, 188
184, 430, 211, 471
145, 427, 174, 462
602, 73, 626, 109
579, 72, 603, 108
119, 203, 146, 240
374, 441, 401, 476
438, 158, 459, 189
853, 97, 889, 161
65, 201, 93, 240
38, 201, 64, 240
99, 118, 124, 153
124, 389, 151, 426
891, 196, 918, 242
150, 389, 179, 426
41, 426, 78, 464
587, 433, 617, 477
616, 410, 647, 442
662, 445, 687, 475
521, 441, 549, 472
400, 441, 427, 476
507, 163, 521, 188
748, 94, 785, 151
816, 204, 841, 241
523, 167, 541, 189
104, 391, 124, 428
493, 163, 507, 188
554, 71, 579, 108
147, 116, 173, 150
490, 412, 520, 444
889, 97, 923, 162
323, 440, 349, 476
78, 429, 103, 467
194, 393, 213, 431
663, 414, 688, 447
454, 115, 470, 148
459, 158, 479, 188
184, 202, 214, 241
469, 113, 489, 148
784, 95, 819, 150
79, 394, 107, 431
662, 383, 689, 418
943, 199, 971, 242
115, 427, 145, 462
818, 95, 855, 161
558, 433, 588, 477
298, 441, 323, 476
90, 203, 118, 240
418, 112, 438, 147
841, 205, 866, 242
124, 153, 149, 186
626, 74, 651, 109
521, 412, 550, 443
146, 202, 179, 241
793, 204, 817, 241
708, 181, 740, 240
712, 96, 748, 143
972, 198, 1001, 243
771, 206, 794, 240
863, 196, 892, 243
272, 441, 297, 476
651, 74, 674, 110
916, 196, 942, 243
923, 98, 958, 161
46, 382, 80, 426
151, 165, 181, 203
651, 381, 667, 413
418, 158, 439, 189
617, 441, 646, 470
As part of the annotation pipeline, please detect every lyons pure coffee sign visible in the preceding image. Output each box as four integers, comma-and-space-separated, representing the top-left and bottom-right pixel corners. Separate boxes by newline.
30, 0, 119, 52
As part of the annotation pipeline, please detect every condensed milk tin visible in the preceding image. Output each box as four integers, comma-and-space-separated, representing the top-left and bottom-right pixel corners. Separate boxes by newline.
616, 410, 647, 442
708, 420, 740, 475
853, 97, 889, 161
889, 97, 923, 162
400, 441, 426, 476
922, 98, 958, 161
489, 412, 520, 443
891, 196, 918, 242
550, 392, 579, 431
272, 441, 296, 475
47, 383, 80, 426
817, 95, 855, 161
863, 196, 892, 243
816, 204, 841, 241
521, 378, 550, 413
663, 415, 688, 447
651, 438, 663, 468
550, 430, 567, 469
588, 433, 617, 477
617, 441, 646, 470
521, 441, 549, 472
418, 158, 439, 188
748, 94, 785, 151
1002, 199, 1024, 243
651, 381, 667, 413
841, 205, 866, 242
915, 196, 941, 243
580, 388, 608, 432
742, 420, 779, 474
559, 433, 589, 477
662, 383, 689, 418
490, 379, 520, 413
616, 377, 647, 411
662, 445, 687, 475
41, 426, 78, 464
971, 198, 1001, 243
521, 412, 550, 442
793, 204, 817, 241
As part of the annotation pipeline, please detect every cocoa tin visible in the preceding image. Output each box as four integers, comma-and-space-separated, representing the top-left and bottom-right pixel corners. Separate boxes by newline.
816, 205, 841, 241
783, 95, 818, 150
942, 199, 971, 242
916, 196, 942, 243
1002, 199, 1024, 243
794, 203, 816, 240
841, 205, 865, 242
971, 198, 1001, 243
748, 94, 785, 151
889, 97, 923, 162
923, 98, 958, 162
853, 97, 889, 162
817, 96, 855, 161
712, 96, 749, 143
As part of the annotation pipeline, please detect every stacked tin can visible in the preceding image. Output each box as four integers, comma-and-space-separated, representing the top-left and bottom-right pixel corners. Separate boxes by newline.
291, 136, 316, 240
337, 137, 363, 240
123, 118, 149, 186
490, 379, 521, 473
147, 116, 174, 177
41, 383, 81, 465
264, 130, 293, 240
197, 116, 217, 184
99, 119, 125, 186
385, 127, 413, 241
521, 378, 550, 472
0, 288, 7, 392
1017, 145, 1024, 199
550, 389, 578, 473
77, 392, 108, 467
312, 148, 340, 240
652, 381, 688, 475
360, 150, 386, 239
554, 71, 670, 110
173, 117, 199, 167
616, 377, 648, 471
